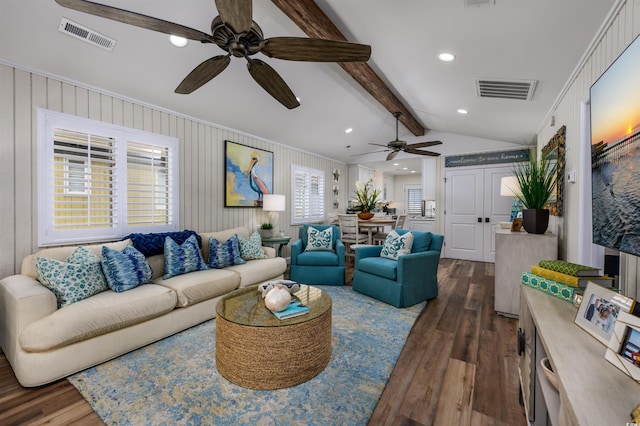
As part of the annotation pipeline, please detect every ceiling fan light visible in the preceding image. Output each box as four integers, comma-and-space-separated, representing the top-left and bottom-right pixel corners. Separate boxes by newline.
169, 35, 188, 47
457, 109, 468, 114
438, 53, 455, 62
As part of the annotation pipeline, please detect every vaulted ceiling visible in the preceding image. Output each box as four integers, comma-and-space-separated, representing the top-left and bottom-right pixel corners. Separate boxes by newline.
0, 0, 615, 174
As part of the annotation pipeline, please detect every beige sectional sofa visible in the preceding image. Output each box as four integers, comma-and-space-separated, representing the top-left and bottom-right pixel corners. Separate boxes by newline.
0, 227, 287, 387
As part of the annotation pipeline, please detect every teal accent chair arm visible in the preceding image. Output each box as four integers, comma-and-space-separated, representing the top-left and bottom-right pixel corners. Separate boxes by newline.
355, 245, 383, 262
335, 240, 346, 266
290, 239, 304, 266
397, 250, 440, 284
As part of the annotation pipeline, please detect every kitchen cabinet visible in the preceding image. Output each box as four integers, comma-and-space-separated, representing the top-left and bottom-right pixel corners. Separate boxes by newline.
410, 219, 436, 233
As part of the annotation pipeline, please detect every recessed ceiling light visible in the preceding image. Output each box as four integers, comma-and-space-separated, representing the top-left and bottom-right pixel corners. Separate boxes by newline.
345, 128, 353, 134
296, 97, 301, 103
457, 109, 468, 114
438, 53, 455, 62
403, 167, 408, 170
410, 170, 416, 173
169, 35, 188, 47
393, 163, 399, 166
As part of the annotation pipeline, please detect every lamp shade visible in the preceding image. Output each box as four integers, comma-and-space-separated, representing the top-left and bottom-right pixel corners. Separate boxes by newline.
500, 176, 522, 197
263, 194, 286, 211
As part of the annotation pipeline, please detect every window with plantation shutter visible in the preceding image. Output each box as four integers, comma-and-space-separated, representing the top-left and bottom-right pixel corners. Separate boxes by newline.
38, 109, 178, 246
291, 165, 325, 224
127, 141, 172, 226
407, 186, 422, 215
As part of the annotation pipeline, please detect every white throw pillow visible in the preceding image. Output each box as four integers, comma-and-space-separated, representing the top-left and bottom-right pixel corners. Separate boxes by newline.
380, 230, 414, 260
305, 227, 333, 251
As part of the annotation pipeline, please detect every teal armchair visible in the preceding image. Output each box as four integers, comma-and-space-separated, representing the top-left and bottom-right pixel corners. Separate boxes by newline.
352, 229, 444, 307
290, 225, 345, 286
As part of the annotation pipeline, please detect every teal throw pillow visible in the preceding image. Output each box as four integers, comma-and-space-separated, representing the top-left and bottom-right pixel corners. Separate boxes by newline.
35, 246, 108, 308
305, 226, 333, 251
101, 245, 153, 292
237, 232, 267, 260
163, 234, 209, 279
380, 230, 414, 260
209, 234, 246, 268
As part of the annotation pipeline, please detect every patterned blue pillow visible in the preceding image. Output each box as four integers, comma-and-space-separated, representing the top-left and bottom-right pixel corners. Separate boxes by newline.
237, 232, 267, 260
208, 235, 246, 268
124, 230, 202, 257
163, 234, 209, 279
380, 230, 414, 260
35, 246, 108, 308
101, 245, 153, 292
305, 226, 333, 251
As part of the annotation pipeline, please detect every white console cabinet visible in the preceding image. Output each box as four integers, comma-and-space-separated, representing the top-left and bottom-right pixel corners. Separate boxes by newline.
519, 286, 639, 425
495, 229, 557, 317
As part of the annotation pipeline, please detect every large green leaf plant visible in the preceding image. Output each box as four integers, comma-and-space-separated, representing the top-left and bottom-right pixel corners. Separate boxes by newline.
513, 152, 558, 209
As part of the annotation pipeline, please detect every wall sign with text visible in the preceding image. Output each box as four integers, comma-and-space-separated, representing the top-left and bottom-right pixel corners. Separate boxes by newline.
445, 149, 530, 168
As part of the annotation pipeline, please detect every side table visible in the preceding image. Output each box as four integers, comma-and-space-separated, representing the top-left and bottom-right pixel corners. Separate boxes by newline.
261, 236, 291, 257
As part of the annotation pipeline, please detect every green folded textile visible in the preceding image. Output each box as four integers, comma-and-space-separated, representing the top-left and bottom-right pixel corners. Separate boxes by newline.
521, 272, 577, 303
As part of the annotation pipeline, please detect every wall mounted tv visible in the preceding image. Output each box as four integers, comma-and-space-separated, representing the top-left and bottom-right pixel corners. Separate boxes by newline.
591, 33, 640, 257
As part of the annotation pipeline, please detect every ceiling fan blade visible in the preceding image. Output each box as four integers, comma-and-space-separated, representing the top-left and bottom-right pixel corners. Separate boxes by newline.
350, 149, 389, 157
408, 140, 443, 149
404, 147, 441, 157
369, 143, 390, 148
214, 0, 252, 34
55, 0, 215, 43
386, 150, 400, 161
175, 55, 231, 94
262, 37, 371, 62
247, 58, 300, 109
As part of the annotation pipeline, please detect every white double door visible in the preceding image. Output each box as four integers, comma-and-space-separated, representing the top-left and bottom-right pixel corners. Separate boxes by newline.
444, 166, 514, 262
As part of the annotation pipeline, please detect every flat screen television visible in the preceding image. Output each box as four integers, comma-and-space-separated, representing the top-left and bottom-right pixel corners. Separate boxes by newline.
590, 33, 640, 257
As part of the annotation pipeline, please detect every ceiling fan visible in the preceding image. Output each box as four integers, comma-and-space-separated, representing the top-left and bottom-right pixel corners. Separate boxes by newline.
54, 0, 371, 109
369, 112, 442, 161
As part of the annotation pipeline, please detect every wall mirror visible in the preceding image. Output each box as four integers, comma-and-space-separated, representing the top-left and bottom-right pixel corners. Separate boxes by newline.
541, 125, 565, 216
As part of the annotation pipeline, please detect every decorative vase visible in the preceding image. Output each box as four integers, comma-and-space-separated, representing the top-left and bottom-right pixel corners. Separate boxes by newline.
264, 284, 291, 312
258, 229, 272, 238
522, 208, 549, 234
357, 212, 374, 220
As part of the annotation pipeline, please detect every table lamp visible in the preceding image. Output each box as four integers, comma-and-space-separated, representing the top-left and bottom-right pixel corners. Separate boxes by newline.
500, 176, 523, 222
262, 194, 286, 236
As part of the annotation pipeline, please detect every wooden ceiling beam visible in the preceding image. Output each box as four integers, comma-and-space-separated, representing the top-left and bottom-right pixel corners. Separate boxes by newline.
270, 0, 426, 137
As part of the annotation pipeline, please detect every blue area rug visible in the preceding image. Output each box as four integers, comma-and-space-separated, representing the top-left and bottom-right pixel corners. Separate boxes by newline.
68, 286, 424, 425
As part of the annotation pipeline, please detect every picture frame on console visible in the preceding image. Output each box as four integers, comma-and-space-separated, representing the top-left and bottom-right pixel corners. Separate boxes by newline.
575, 282, 636, 346
224, 140, 274, 208
604, 311, 640, 383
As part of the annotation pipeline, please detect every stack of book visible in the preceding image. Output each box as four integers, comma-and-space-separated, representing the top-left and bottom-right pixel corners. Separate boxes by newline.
270, 299, 309, 320
521, 260, 614, 303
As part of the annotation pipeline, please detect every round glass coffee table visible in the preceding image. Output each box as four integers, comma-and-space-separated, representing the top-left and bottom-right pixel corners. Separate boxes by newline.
215, 284, 332, 390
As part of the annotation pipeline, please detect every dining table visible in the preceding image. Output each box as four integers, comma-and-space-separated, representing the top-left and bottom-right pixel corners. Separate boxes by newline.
357, 218, 396, 244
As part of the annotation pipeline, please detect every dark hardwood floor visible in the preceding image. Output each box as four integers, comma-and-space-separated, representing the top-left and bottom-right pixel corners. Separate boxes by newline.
0, 258, 525, 425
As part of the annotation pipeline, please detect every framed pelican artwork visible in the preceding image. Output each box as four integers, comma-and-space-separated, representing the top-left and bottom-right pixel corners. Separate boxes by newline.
225, 140, 273, 207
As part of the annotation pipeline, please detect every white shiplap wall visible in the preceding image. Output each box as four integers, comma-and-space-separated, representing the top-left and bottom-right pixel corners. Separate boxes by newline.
0, 64, 347, 279
536, 0, 640, 300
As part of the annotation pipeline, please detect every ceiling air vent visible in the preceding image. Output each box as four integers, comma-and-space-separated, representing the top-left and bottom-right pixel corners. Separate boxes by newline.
475, 78, 538, 101
464, 0, 495, 6
58, 17, 116, 51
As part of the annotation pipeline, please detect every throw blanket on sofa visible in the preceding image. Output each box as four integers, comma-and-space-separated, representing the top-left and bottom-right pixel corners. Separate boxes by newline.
124, 230, 202, 257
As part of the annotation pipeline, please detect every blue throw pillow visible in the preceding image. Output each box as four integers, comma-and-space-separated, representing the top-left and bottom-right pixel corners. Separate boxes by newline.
163, 234, 209, 279
305, 226, 333, 251
237, 232, 267, 260
35, 246, 108, 308
124, 230, 202, 257
101, 245, 153, 292
208, 235, 246, 268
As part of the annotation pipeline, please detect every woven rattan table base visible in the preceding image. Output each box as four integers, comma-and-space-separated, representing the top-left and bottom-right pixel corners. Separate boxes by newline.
216, 307, 332, 390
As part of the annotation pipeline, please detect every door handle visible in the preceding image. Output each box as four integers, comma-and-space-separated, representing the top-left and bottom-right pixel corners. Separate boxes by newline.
477, 217, 482, 223
485, 218, 490, 223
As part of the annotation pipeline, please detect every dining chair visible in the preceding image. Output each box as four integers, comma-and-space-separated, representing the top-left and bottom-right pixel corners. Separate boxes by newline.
337, 214, 368, 263
372, 214, 407, 245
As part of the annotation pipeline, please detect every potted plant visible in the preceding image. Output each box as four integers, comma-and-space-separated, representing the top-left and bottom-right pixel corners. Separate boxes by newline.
258, 223, 273, 238
512, 152, 558, 234
352, 179, 381, 220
